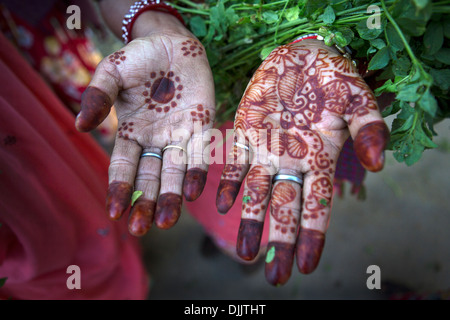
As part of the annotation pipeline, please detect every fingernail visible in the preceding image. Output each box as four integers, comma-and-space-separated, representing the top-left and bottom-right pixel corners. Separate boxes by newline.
296, 228, 325, 274
216, 180, 241, 214
128, 199, 156, 237
155, 193, 182, 229
183, 168, 207, 201
354, 121, 390, 172
264, 242, 295, 286
237, 219, 264, 261
106, 181, 133, 220
76, 86, 112, 132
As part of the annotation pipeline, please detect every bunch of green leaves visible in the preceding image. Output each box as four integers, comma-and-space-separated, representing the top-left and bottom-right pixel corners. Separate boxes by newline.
171, 0, 450, 166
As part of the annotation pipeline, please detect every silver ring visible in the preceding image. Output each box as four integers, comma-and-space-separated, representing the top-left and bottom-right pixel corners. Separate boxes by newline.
141, 152, 163, 160
162, 145, 186, 153
234, 141, 249, 151
273, 174, 303, 186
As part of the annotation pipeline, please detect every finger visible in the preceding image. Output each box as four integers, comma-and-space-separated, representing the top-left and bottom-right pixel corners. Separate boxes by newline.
216, 134, 251, 214
76, 56, 121, 132
106, 137, 142, 220
154, 144, 188, 229
236, 164, 272, 261
128, 149, 162, 236
353, 121, 390, 172
295, 170, 333, 274
344, 82, 390, 172
265, 175, 302, 286
183, 121, 210, 201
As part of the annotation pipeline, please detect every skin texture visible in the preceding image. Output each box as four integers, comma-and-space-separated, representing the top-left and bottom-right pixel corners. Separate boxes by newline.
76, 13, 215, 236
216, 39, 389, 286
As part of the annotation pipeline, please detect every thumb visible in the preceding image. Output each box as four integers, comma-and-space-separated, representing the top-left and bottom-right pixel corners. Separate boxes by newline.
353, 121, 390, 172
345, 83, 390, 172
75, 57, 121, 132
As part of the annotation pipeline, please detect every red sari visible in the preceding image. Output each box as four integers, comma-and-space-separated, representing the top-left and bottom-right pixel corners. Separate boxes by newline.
0, 33, 148, 299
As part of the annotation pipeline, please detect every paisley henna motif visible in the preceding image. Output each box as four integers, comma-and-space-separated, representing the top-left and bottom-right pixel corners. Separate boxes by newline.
225, 41, 386, 285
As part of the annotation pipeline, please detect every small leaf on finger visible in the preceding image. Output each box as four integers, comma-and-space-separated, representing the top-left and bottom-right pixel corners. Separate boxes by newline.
131, 190, 143, 206
265, 246, 276, 263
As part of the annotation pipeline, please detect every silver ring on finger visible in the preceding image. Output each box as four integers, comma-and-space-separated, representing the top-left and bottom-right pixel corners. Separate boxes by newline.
141, 152, 163, 160
272, 173, 303, 186
234, 141, 249, 151
162, 145, 186, 154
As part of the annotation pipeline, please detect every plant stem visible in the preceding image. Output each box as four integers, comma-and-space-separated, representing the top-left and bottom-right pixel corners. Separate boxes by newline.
380, 0, 418, 67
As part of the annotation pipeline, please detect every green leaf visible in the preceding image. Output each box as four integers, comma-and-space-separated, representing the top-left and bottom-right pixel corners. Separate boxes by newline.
396, 81, 423, 102
131, 190, 143, 206
375, 79, 396, 97
242, 195, 251, 203
303, 0, 328, 19
368, 47, 390, 70
189, 16, 207, 38
385, 23, 404, 53
265, 246, 276, 263
370, 38, 386, 50
435, 48, 450, 65
392, 55, 411, 77
391, 114, 414, 134
390, 134, 425, 166
356, 19, 383, 40
319, 198, 328, 206
392, 0, 431, 36
418, 88, 438, 117
415, 124, 438, 149
429, 68, 450, 91
284, 6, 300, 22
423, 21, 443, 55
381, 99, 402, 117
225, 7, 239, 25
260, 45, 277, 60
413, 0, 429, 10
337, 27, 354, 46
261, 11, 279, 24
322, 5, 335, 25
443, 19, 450, 39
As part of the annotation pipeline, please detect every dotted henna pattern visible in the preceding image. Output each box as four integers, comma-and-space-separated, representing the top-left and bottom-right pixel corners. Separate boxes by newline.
190, 104, 211, 126
181, 39, 204, 57
118, 121, 134, 140
108, 50, 126, 65
143, 71, 183, 113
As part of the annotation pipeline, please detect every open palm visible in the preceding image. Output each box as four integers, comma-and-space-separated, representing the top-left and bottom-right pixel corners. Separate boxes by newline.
216, 40, 389, 285
76, 32, 215, 236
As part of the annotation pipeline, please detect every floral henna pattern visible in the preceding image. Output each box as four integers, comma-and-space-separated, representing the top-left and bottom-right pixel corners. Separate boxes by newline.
108, 50, 126, 65
181, 39, 204, 57
238, 45, 378, 159
242, 166, 271, 217
227, 41, 387, 284
270, 183, 299, 235
143, 71, 183, 113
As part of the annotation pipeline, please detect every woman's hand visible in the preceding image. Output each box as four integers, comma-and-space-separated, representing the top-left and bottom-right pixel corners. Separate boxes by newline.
76, 14, 215, 236
216, 40, 389, 286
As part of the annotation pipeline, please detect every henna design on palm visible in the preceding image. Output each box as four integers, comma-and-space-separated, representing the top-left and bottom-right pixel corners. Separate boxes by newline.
217, 40, 389, 286
77, 34, 215, 236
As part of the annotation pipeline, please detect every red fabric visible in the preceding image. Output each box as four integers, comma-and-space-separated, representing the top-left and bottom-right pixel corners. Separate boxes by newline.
0, 33, 148, 300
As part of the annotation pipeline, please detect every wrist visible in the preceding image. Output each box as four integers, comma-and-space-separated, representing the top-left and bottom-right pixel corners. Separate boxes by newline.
131, 10, 192, 40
